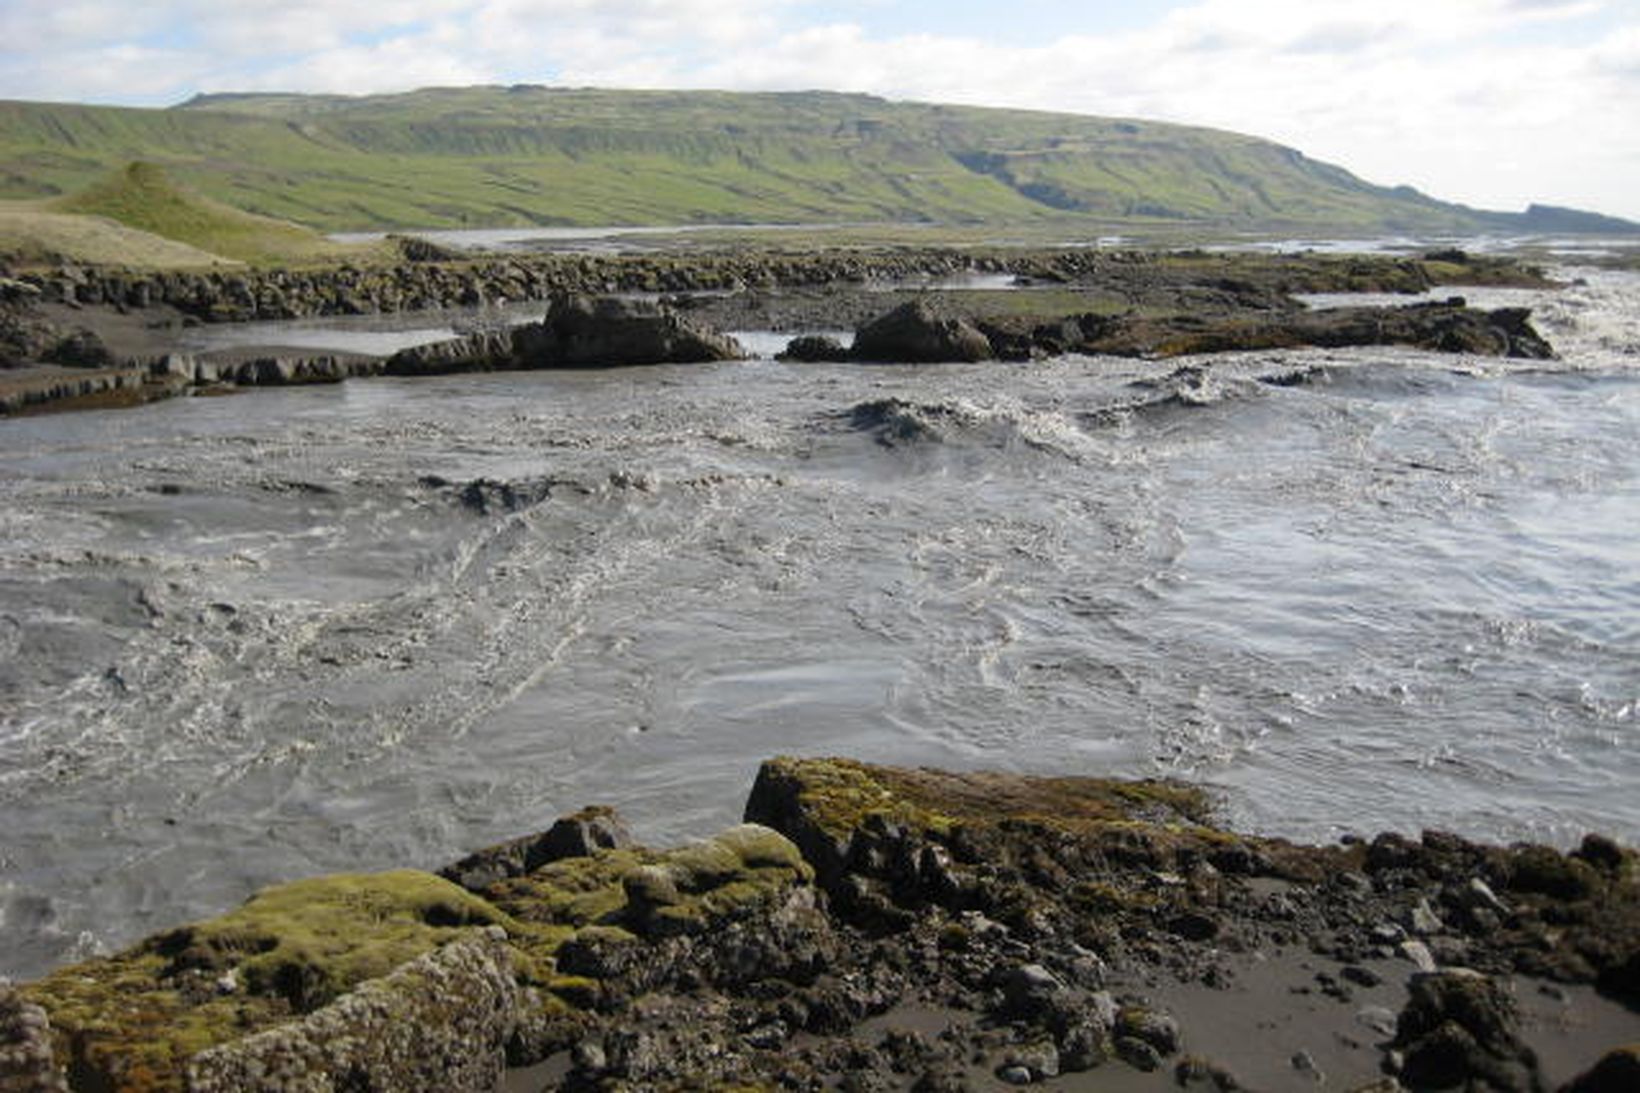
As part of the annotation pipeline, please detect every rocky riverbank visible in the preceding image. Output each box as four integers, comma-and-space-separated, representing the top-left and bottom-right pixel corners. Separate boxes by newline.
2, 247, 1548, 325
7, 758, 1637, 1092
0, 247, 1559, 415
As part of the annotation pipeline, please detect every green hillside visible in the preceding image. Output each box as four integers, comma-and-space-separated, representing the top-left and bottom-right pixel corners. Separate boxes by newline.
50, 162, 359, 263
0, 87, 1617, 234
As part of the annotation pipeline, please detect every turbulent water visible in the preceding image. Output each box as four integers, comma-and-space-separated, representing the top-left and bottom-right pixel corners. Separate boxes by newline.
2, 269, 1638, 979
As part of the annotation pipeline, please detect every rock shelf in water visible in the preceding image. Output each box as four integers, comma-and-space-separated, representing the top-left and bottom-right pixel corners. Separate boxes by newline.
2, 247, 1557, 414
6, 758, 1638, 1092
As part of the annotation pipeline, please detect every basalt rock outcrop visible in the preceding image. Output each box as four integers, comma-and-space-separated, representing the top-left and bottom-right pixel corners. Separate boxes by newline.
14, 758, 1638, 1092
381, 295, 746, 375
383, 330, 517, 375
516, 293, 746, 366
1, 248, 1550, 328
3, 248, 1563, 413
828, 297, 1557, 364
850, 299, 994, 362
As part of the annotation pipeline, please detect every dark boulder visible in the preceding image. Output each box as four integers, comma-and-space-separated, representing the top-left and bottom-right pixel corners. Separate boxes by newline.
1559, 1046, 1640, 1093
0, 983, 65, 1092
440, 806, 634, 891
1392, 970, 1543, 1092
389, 234, 463, 263
515, 294, 744, 367
777, 334, 851, 362
851, 300, 993, 363
40, 328, 114, 369
384, 331, 517, 376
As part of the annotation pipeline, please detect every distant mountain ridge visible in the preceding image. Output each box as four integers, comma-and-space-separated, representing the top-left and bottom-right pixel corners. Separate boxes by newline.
0, 86, 1632, 235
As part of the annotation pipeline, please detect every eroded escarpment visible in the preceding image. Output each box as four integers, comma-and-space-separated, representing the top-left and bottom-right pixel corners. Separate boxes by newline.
10, 759, 1639, 1092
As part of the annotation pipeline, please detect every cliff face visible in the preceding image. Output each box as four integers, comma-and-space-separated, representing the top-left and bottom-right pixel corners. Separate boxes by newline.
11, 757, 1640, 1092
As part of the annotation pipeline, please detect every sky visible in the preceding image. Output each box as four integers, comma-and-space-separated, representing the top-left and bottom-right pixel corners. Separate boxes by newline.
2, 0, 1637, 220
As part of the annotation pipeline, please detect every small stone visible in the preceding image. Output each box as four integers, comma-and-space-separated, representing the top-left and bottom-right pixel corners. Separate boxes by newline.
1427, 936, 1471, 967
571, 1039, 607, 1073
1466, 878, 1507, 913
1407, 898, 1444, 937
1372, 923, 1407, 945
744, 1022, 787, 1050
1116, 1005, 1180, 1055
1343, 965, 1383, 988
1057, 1021, 1108, 1073
912, 1064, 971, 1093
1116, 1036, 1164, 1072
622, 865, 681, 907
1170, 912, 1220, 941
1574, 833, 1624, 872
1000, 964, 1066, 1017
1291, 1049, 1325, 1083
1086, 991, 1119, 1031
996, 1063, 1034, 1085
1399, 940, 1437, 973
1005, 1041, 1059, 1080
1337, 872, 1373, 895
1357, 1005, 1398, 1037
1065, 950, 1107, 989
1176, 1056, 1242, 1090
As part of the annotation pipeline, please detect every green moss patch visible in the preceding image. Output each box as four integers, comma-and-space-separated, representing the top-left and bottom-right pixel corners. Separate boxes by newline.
22, 822, 814, 1090
757, 756, 1214, 844
22, 870, 507, 1091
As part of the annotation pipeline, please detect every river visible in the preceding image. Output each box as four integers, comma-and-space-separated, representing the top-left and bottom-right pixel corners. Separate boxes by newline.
1, 267, 1636, 979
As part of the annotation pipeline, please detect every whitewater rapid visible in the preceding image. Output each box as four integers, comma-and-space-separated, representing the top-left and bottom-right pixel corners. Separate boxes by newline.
1, 268, 1636, 978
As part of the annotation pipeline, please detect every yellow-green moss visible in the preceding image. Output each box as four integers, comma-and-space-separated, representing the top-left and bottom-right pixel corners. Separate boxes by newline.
21, 823, 813, 1090
1071, 881, 1161, 915
763, 756, 1215, 841
22, 869, 510, 1092
480, 827, 810, 963
545, 975, 603, 1008
767, 757, 960, 840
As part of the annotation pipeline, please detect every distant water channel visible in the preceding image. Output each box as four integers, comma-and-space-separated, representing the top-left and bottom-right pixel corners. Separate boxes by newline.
1, 265, 1637, 979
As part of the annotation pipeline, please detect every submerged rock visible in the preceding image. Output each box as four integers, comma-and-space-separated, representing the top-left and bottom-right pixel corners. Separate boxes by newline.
777, 333, 851, 362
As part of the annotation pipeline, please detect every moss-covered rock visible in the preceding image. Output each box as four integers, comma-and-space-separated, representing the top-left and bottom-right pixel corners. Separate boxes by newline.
18, 819, 816, 1091
21, 870, 508, 1091
186, 929, 519, 1092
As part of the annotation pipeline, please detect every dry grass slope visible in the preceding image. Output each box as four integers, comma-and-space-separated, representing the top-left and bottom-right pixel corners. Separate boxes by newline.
48, 162, 373, 266
0, 201, 235, 268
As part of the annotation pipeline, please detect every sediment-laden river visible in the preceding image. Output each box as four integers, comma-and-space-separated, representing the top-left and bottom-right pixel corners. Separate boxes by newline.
1, 269, 1636, 979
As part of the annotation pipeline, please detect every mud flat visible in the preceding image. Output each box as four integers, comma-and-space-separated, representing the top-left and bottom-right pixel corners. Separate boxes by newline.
6, 758, 1636, 1092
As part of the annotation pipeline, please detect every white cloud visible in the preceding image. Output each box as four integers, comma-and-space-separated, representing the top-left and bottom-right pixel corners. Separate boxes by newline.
0, 0, 1634, 219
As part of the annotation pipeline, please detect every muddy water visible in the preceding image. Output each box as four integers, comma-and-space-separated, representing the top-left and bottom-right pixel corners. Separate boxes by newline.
1, 269, 1637, 978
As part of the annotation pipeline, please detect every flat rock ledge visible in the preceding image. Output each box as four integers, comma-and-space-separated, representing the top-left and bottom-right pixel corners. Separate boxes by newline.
791, 297, 1555, 364
13, 758, 1640, 1092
